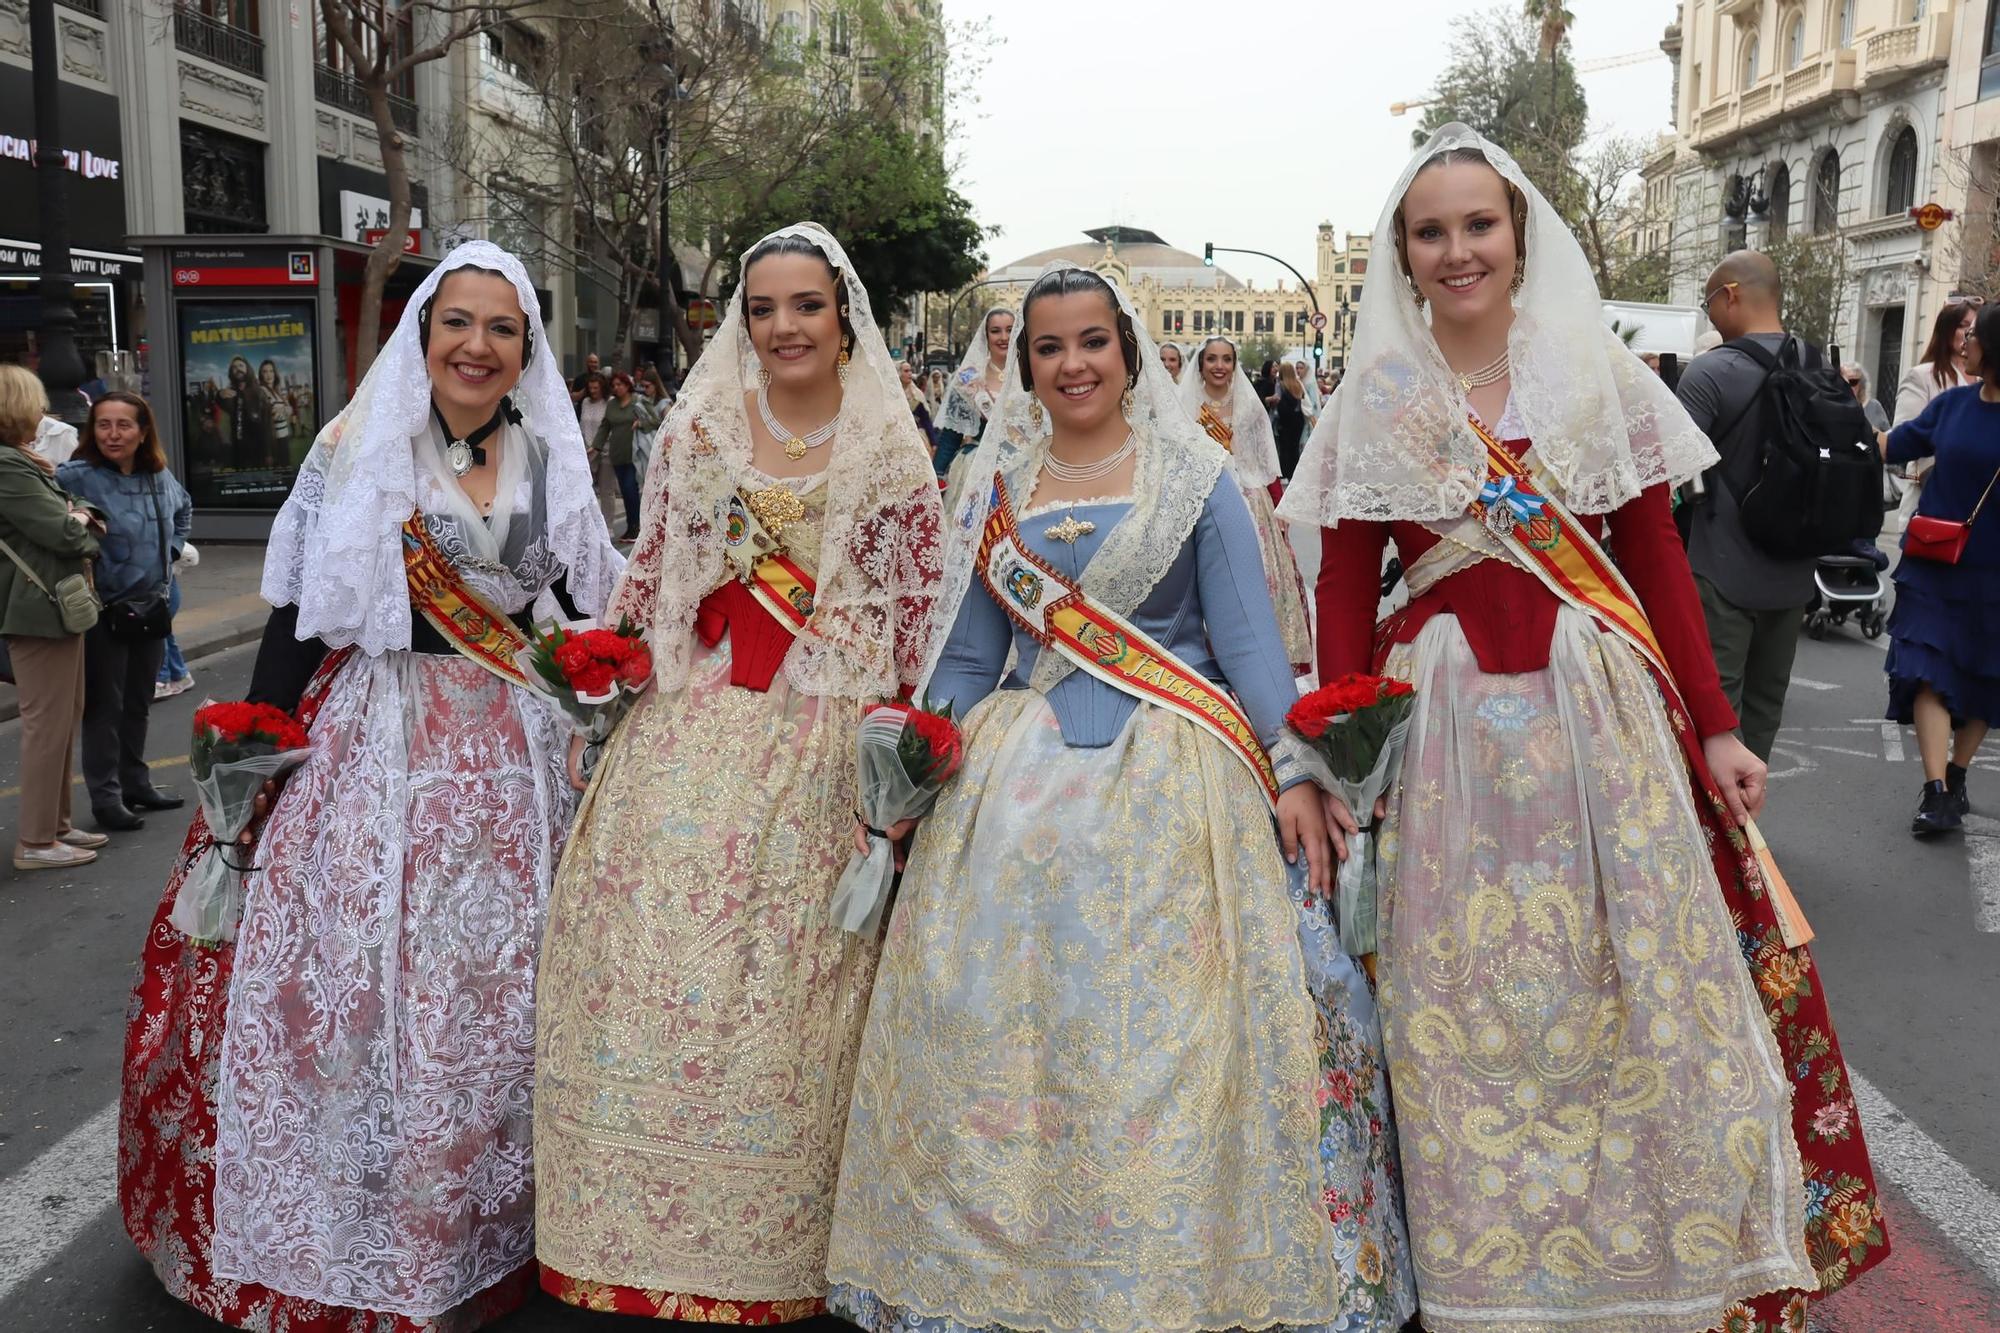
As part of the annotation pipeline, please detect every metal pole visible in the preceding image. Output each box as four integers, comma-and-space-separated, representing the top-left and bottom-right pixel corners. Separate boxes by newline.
1207, 244, 1321, 320
656, 115, 675, 380
30, 0, 86, 423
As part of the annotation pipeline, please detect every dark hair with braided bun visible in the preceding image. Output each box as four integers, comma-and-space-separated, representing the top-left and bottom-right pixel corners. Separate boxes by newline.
1016, 267, 1141, 392
738, 232, 856, 351
417, 265, 535, 368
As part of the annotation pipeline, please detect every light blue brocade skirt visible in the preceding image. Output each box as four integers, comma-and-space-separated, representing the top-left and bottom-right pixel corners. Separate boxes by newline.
825, 689, 1416, 1333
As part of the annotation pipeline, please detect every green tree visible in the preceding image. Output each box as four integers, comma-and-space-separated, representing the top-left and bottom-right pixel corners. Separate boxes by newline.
1415, 6, 1589, 235
1766, 235, 1850, 350
718, 121, 988, 321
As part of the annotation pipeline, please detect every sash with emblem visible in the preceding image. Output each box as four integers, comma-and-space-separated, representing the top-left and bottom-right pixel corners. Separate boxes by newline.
976, 475, 1278, 806
1459, 416, 1814, 948
400, 511, 531, 687
1195, 401, 1234, 451
719, 485, 820, 634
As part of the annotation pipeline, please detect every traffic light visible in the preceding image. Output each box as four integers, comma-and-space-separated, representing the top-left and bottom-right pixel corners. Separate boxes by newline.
1203, 243, 1214, 267
1313, 331, 1324, 363
1174, 314, 1183, 333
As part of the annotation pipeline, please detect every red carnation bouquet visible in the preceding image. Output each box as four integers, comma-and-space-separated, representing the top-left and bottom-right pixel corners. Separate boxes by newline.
522, 617, 653, 783
170, 700, 316, 943
1286, 673, 1418, 958
831, 696, 965, 935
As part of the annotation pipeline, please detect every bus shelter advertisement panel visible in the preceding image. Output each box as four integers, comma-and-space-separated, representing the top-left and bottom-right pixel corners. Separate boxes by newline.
178, 301, 319, 508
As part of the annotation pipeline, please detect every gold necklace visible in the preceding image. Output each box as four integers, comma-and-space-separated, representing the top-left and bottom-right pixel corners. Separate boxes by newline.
1455, 349, 1510, 393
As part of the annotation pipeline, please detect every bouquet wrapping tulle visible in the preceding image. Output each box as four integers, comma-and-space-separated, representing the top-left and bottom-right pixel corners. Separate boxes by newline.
521, 617, 653, 782
830, 698, 964, 936
169, 701, 314, 944
1286, 674, 1417, 958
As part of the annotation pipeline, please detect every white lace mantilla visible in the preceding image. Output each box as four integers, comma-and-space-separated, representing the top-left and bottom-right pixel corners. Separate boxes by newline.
1278, 124, 1715, 526
1176, 337, 1283, 488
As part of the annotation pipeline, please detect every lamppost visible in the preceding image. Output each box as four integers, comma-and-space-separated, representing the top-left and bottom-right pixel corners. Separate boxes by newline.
650, 40, 690, 379
31, 0, 86, 423
1203, 241, 1324, 364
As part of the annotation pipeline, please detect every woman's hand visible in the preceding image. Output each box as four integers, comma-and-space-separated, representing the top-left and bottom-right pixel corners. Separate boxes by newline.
1702, 731, 1767, 826
1321, 792, 1389, 863
235, 779, 281, 848
1277, 784, 1334, 900
852, 816, 918, 870
566, 735, 591, 791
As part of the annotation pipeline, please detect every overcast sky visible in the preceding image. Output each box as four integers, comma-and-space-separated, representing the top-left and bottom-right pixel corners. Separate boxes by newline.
940, 0, 1680, 288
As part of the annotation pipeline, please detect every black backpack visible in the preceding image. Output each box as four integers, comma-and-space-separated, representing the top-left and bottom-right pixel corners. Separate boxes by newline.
1707, 336, 1883, 559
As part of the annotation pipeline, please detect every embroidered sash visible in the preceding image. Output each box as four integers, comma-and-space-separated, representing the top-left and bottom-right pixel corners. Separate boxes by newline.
719, 488, 819, 635
1462, 417, 1814, 947
400, 512, 530, 687
976, 475, 1278, 806
1196, 401, 1234, 451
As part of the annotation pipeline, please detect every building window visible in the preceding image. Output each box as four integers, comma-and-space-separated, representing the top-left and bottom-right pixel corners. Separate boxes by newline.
1883, 125, 1919, 216
1911, 0, 1926, 18
1742, 33, 1759, 87
1812, 150, 1841, 233
1785, 14, 1805, 69
174, 0, 265, 77
1352, 258, 1367, 275
1283, 311, 1295, 334
1837, 0, 1854, 47
1984, 0, 2000, 99
488, 185, 547, 282
1767, 161, 1792, 236
315, 0, 415, 99
181, 121, 267, 233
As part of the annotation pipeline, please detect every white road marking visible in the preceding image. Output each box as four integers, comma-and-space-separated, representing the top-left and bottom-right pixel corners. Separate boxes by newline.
1789, 675, 1841, 691
1961, 814, 2000, 934
1850, 1068, 2000, 1288
1881, 723, 1906, 763
1807, 745, 1885, 760
0, 1101, 116, 1304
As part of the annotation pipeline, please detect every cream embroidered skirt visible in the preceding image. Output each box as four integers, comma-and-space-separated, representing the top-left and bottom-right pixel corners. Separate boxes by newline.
1376, 609, 1816, 1333
533, 635, 877, 1307
826, 690, 1416, 1332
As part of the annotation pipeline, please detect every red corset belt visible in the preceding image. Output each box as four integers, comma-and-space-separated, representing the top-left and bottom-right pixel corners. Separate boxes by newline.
694, 579, 792, 693
1314, 474, 1738, 740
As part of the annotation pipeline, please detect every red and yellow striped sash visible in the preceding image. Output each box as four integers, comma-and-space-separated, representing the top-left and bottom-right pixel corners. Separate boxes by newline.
1196, 401, 1234, 452
976, 475, 1278, 806
400, 512, 531, 687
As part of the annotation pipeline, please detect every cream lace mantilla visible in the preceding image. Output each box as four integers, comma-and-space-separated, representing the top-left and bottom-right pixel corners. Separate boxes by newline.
1278, 124, 1715, 525
610, 222, 942, 700
924, 262, 1228, 696
1176, 335, 1283, 488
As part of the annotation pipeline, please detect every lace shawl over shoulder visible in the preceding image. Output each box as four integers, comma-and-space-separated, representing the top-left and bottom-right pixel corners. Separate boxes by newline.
609, 222, 943, 699
1277, 124, 1715, 525
1176, 336, 1283, 489
261, 241, 621, 651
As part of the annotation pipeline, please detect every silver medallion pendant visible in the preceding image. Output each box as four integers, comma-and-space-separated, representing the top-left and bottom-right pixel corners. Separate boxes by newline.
1484, 503, 1516, 539
447, 440, 475, 477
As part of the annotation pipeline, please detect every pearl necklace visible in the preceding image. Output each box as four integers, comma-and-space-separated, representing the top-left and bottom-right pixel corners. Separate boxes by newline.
1454, 349, 1511, 393
1042, 433, 1136, 483
757, 384, 838, 461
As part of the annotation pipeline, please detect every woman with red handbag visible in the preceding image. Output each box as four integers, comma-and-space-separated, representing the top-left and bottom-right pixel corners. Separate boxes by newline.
1885, 302, 2000, 835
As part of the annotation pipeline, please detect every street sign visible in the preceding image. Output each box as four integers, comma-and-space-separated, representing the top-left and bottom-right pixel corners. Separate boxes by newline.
1911, 203, 1955, 231
1308, 311, 1328, 331
687, 297, 720, 331
361, 228, 421, 255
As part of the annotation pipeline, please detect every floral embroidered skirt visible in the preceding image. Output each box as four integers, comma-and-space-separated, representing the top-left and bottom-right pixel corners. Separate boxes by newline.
119, 651, 569, 1329
826, 691, 1415, 1333
534, 635, 876, 1320
1374, 609, 1826, 1333
1242, 483, 1314, 673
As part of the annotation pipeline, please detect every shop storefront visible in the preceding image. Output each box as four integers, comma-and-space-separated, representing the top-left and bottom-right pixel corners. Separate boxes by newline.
0, 65, 142, 382
134, 234, 436, 538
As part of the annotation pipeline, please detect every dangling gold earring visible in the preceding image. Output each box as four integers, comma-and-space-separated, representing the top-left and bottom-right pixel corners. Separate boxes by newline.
1510, 259, 1526, 295
1029, 398, 1045, 430
1408, 277, 1427, 310
1121, 375, 1136, 418
836, 340, 851, 384
757, 366, 771, 389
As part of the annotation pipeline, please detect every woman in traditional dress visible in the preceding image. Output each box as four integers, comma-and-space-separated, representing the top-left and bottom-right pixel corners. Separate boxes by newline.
534, 222, 942, 1321
935, 307, 1016, 484
826, 263, 1416, 1333
118, 241, 623, 1331
1177, 335, 1313, 671
1279, 125, 1887, 1333
1158, 338, 1185, 382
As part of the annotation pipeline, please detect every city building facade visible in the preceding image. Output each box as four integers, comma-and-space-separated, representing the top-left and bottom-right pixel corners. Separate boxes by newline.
933, 223, 1370, 374
1653, 0, 1965, 407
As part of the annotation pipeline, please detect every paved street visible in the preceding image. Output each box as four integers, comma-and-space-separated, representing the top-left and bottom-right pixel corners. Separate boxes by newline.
0, 624, 1996, 1330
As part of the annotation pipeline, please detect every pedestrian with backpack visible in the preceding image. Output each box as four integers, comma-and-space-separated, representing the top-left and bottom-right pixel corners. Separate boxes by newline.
1677, 250, 1884, 760
1882, 302, 2000, 836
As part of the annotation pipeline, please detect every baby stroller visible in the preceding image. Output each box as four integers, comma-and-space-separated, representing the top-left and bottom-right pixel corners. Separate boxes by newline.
1804, 540, 1888, 640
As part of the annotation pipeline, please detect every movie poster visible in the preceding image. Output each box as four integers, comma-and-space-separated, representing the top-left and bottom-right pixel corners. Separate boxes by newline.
178, 300, 319, 508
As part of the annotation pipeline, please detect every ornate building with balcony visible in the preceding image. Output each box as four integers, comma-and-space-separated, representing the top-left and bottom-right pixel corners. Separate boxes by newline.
1937, 0, 2000, 302
1655, 0, 1959, 405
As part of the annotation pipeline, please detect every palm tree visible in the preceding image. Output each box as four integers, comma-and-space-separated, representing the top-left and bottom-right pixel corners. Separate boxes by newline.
1524, 0, 1575, 61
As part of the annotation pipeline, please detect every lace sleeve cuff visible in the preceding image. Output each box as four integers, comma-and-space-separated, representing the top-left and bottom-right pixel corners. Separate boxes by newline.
1269, 732, 1333, 795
